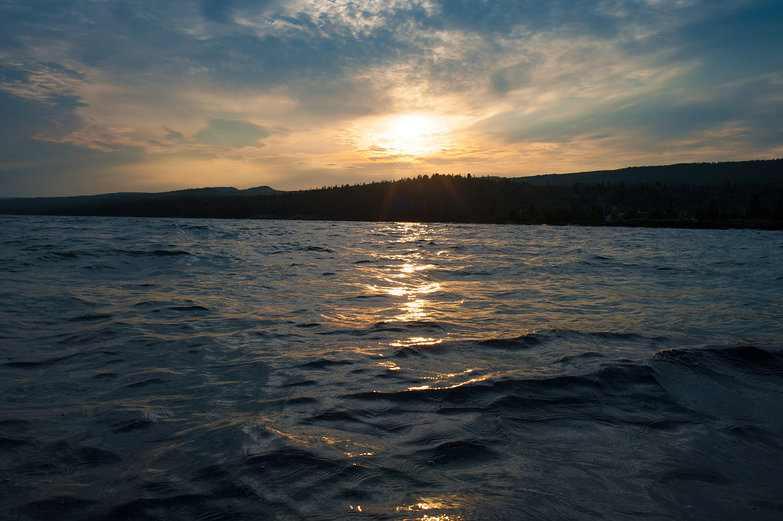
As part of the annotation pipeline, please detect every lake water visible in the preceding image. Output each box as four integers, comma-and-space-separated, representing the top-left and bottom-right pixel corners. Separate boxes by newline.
1, 215, 782, 520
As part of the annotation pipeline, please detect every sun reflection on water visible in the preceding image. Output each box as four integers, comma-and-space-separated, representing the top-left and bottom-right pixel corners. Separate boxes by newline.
365, 281, 441, 298
396, 299, 430, 322
390, 336, 443, 348
395, 496, 467, 520
405, 368, 490, 392
250, 419, 376, 459
359, 224, 446, 349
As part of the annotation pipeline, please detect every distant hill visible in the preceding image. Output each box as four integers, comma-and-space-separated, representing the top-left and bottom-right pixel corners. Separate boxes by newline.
521, 159, 783, 186
1, 161, 781, 228
0, 185, 281, 217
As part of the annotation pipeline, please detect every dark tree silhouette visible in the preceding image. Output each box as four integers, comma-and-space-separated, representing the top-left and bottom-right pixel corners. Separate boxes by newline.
1, 160, 781, 228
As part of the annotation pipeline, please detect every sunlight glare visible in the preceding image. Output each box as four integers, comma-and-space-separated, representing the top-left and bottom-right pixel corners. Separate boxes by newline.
358, 112, 457, 159
395, 495, 467, 520
386, 114, 438, 156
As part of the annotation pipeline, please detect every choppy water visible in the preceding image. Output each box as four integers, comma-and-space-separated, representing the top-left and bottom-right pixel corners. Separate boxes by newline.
1, 215, 782, 520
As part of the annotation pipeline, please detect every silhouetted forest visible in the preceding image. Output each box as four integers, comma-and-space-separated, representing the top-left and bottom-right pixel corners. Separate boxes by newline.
2, 159, 782, 228
521, 159, 783, 186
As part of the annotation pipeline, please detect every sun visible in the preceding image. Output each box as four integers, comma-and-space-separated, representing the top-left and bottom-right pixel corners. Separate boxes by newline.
390, 114, 430, 140
384, 114, 439, 156
358, 112, 449, 159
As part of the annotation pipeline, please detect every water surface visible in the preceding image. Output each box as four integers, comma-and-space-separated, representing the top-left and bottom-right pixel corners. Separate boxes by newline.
1, 216, 782, 520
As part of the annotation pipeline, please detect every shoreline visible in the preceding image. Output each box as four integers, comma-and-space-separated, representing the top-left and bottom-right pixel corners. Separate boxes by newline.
4, 212, 782, 230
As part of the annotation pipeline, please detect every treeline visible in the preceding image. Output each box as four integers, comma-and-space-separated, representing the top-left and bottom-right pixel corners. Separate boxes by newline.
523, 159, 783, 186
247, 174, 783, 226
1, 160, 782, 228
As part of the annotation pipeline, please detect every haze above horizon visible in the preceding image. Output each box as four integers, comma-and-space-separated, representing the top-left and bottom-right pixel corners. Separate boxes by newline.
1, 1, 782, 197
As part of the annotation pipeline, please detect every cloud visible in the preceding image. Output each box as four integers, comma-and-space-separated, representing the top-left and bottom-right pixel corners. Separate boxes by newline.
0, 60, 86, 105
194, 119, 270, 148
490, 62, 532, 95
200, 0, 235, 23
163, 127, 185, 141
0, 87, 85, 151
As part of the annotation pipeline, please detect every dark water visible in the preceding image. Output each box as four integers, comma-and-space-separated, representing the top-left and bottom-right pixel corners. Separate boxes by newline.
1, 216, 782, 520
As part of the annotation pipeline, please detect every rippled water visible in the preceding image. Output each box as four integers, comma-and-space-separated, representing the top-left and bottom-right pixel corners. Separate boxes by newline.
1, 215, 782, 520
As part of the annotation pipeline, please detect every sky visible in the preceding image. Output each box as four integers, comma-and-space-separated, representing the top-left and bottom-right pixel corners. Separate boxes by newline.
1, 0, 782, 196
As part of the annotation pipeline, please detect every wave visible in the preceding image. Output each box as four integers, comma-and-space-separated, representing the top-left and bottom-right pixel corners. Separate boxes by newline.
2, 348, 120, 369
347, 339, 783, 430
477, 334, 542, 349
652, 344, 783, 373
68, 313, 113, 322
37, 250, 97, 261
32, 248, 193, 263
112, 249, 192, 257
166, 305, 209, 312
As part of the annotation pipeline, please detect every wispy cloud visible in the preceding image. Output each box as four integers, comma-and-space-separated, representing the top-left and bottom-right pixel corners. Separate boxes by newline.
194, 119, 270, 148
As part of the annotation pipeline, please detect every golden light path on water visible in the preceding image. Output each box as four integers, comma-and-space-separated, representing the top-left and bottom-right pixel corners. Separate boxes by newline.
339, 224, 477, 519
349, 495, 468, 520
358, 225, 493, 397
251, 222, 494, 519
362, 224, 444, 351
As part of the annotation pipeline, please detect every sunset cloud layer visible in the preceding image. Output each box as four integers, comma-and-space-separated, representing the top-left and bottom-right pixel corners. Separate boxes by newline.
1, 0, 781, 195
